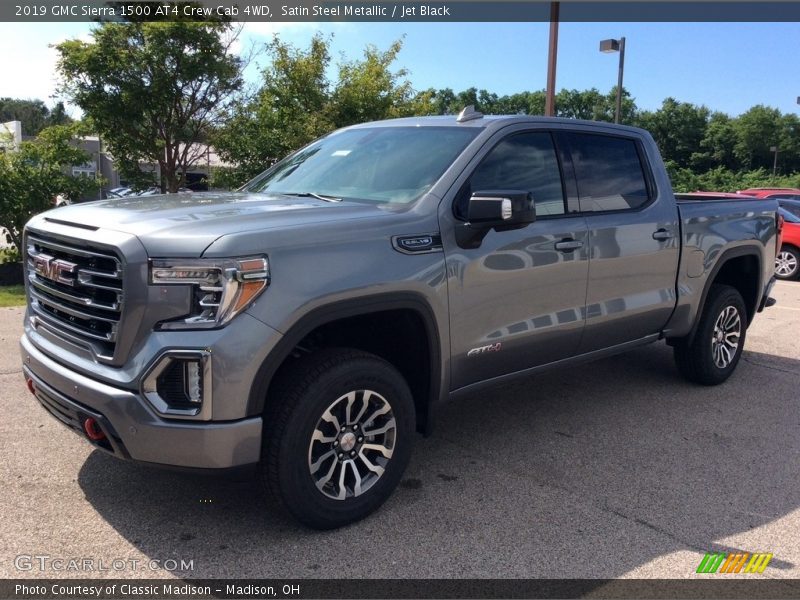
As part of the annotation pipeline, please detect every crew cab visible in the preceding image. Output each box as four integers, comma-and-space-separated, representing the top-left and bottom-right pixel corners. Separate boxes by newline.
20, 111, 779, 528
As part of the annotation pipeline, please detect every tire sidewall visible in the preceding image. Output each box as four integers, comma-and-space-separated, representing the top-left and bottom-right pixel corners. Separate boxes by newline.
697, 287, 747, 383
276, 356, 414, 528
775, 246, 800, 280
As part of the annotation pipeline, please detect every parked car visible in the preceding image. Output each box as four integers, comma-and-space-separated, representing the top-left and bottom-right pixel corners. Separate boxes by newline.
106, 187, 134, 199
21, 112, 779, 529
675, 192, 755, 201
778, 198, 800, 220
775, 206, 800, 280
52, 194, 71, 207
134, 187, 193, 196
737, 187, 800, 200
136, 186, 162, 196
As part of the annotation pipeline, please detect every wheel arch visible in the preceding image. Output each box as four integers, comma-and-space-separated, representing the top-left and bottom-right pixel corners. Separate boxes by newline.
685, 246, 762, 345
247, 293, 443, 435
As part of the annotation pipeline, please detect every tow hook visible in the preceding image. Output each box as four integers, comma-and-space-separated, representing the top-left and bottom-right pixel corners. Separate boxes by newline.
82, 417, 106, 441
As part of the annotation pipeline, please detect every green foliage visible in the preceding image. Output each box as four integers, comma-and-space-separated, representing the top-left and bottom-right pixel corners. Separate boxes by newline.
0, 98, 72, 137
209, 166, 249, 190
215, 34, 423, 180
0, 285, 26, 307
56, 21, 243, 193
331, 38, 415, 126
0, 123, 98, 254
636, 98, 710, 166
734, 105, 783, 170
213, 34, 333, 181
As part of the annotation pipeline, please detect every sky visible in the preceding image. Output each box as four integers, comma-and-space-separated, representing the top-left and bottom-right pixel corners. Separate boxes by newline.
1, 20, 799, 118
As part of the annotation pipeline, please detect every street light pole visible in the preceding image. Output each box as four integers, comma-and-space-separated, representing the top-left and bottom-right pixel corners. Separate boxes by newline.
544, 2, 559, 117
600, 37, 626, 123
771, 145, 779, 176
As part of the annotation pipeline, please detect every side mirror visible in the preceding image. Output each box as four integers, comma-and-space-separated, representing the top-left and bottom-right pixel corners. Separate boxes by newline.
466, 190, 536, 227
456, 190, 536, 249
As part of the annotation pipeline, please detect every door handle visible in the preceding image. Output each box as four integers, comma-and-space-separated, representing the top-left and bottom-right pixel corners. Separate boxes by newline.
652, 229, 674, 241
554, 239, 584, 252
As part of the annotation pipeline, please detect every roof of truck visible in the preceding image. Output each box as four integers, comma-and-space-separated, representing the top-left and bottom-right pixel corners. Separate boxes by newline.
346, 113, 650, 136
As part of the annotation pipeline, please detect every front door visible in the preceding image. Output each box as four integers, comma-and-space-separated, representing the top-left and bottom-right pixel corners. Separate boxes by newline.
442, 130, 590, 391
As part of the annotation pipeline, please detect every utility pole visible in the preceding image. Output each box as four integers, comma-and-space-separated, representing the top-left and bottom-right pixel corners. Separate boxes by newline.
544, 2, 559, 117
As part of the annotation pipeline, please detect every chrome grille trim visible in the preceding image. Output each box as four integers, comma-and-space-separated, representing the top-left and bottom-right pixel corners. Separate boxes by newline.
26, 233, 124, 360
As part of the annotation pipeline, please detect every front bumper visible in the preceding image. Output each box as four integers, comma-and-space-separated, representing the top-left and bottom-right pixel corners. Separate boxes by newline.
21, 334, 263, 469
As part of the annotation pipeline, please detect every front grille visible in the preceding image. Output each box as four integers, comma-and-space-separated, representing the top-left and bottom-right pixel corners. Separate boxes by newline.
26, 233, 124, 361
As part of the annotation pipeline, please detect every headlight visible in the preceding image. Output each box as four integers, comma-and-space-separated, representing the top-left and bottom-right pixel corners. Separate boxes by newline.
149, 256, 269, 329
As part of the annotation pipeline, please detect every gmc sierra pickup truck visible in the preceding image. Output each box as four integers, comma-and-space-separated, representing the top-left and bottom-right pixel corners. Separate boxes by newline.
21, 111, 779, 529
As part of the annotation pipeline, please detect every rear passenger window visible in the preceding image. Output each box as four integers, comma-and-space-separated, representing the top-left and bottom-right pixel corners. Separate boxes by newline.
458, 132, 565, 218
566, 133, 650, 212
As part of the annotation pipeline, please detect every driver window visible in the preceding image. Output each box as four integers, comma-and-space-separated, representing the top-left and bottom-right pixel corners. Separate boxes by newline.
456, 132, 566, 219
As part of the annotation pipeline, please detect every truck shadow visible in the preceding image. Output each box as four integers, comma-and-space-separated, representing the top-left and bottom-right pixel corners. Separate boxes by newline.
77, 342, 800, 579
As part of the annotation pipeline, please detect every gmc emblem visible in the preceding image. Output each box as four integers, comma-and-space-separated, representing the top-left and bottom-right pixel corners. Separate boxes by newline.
32, 252, 78, 286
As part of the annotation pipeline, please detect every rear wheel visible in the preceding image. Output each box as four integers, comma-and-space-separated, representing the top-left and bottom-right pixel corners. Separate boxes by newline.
674, 284, 747, 386
775, 246, 800, 280
262, 348, 415, 529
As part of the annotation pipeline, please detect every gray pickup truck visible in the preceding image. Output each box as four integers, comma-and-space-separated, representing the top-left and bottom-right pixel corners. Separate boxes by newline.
21, 111, 779, 529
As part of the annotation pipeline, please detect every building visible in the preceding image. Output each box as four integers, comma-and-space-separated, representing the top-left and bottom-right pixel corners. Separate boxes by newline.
9, 120, 231, 200
0, 120, 22, 152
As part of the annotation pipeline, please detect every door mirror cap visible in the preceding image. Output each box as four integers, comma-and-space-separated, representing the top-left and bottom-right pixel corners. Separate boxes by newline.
467, 190, 536, 226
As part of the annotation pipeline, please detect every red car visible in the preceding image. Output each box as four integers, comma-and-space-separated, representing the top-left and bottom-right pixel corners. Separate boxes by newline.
676, 191, 755, 200
737, 187, 800, 200
776, 206, 800, 280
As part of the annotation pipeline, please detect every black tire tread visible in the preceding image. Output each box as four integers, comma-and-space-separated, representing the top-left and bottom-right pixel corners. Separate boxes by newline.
674, 284, 746, 386
261, 347, 412, 529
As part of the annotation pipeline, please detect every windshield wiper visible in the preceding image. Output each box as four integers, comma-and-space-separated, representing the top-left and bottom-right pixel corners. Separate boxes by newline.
280, 192, 342, 203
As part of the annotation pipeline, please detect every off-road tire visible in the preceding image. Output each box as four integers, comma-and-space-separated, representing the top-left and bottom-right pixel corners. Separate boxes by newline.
261, 348, 415, 529
674, 284, 747, 386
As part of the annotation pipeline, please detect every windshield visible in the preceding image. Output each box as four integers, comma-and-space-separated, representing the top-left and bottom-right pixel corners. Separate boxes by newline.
242, 126, 480, 204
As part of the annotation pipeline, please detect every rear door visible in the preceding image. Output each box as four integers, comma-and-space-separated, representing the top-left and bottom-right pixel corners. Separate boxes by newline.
441, 128, 590, 390
558, 131, 680, 352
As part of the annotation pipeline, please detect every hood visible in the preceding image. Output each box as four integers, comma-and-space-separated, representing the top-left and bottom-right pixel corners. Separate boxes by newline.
37, 192, 392, 256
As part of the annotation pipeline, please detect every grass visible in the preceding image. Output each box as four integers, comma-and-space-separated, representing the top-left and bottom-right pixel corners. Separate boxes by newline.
0, 285, 26, 307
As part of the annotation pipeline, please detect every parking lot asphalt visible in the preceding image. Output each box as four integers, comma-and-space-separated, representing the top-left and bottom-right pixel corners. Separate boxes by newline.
1, 282, 800, 582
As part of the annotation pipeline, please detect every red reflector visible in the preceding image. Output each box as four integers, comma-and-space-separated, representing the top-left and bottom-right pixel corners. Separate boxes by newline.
26, 378, 36, 395
83, 417, 106, 441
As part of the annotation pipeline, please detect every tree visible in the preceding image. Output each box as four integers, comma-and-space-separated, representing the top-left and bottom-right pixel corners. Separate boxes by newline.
214, 35, 422, 182
0, 123, 98, 255
693, 112, 738, 171
0, 98, 73, 137
56, 21, 243, 193
556, 88, 607, 120
636, 98, 709, 168
331, 38, 415, 127
213, 34, 333, 181
733, 105, 783, 171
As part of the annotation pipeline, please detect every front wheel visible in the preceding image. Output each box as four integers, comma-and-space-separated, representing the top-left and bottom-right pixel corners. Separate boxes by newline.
674, 284, 747, 386
262, 348, 415, 529
775, 246, 800, 280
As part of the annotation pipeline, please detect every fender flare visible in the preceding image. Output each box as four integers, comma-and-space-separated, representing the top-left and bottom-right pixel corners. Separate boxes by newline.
684, 245, 763, 345
246, 292, 443, 434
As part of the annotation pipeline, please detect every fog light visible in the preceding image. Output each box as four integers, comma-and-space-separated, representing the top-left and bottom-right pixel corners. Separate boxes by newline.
186, 361, 202, 404
141, 351, 211, 420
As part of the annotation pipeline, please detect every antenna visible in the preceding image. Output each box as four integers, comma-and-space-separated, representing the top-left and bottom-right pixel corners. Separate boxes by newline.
456, 105, 484, 123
